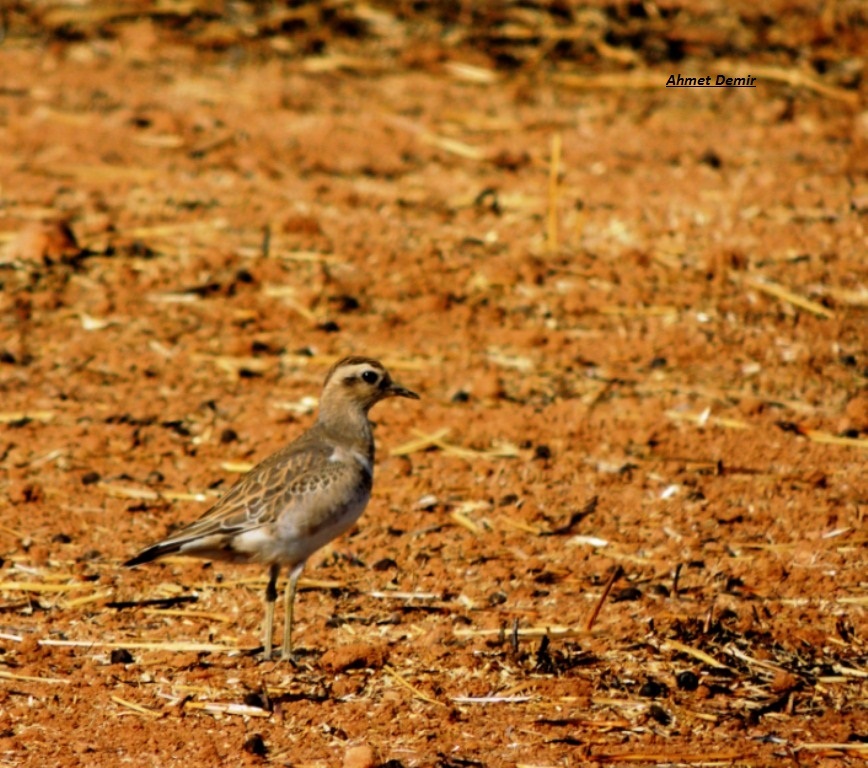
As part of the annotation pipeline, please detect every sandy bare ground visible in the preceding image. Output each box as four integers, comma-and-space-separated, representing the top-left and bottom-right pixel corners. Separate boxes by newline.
0, 3, 866, 766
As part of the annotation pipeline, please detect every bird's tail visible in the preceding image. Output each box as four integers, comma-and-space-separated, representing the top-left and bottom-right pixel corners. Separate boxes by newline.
124, 542, 181, 568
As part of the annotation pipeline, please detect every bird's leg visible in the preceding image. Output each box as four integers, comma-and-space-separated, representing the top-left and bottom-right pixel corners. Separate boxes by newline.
262, 563, 280, 661
281, 561, 306, 662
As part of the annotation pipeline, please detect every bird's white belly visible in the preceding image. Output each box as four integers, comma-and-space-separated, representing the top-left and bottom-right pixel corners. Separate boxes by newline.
233, 487, 371, 565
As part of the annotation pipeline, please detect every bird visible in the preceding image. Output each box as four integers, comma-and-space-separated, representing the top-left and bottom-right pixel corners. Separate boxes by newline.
124, 355, 419, 661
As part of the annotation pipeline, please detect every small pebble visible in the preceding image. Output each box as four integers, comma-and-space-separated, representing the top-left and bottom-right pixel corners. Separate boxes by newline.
647, 703, 672, 725
6, 219, 81, 263
110, 648, 134, 665
534, 444, 552, 460
243, 734, 267, 758
639, 679, 667, 698
612, 586, 642, 602
415, 494, 439, 510
343, 744, 376, 768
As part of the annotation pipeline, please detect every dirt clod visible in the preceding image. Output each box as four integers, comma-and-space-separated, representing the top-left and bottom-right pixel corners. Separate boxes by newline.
320, 642, 389, 673
343, 744, 376, 768
0, 6, 864, 768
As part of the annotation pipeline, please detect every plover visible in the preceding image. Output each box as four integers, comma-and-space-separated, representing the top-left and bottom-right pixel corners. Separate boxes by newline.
125, 356, 419, 661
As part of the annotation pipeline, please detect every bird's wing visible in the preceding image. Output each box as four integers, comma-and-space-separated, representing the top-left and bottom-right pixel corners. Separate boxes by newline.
127, 430, 372, 564
163, 435, 338, 542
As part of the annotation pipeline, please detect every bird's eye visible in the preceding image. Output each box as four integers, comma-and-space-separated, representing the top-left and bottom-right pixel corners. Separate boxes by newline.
361, 370, 379, 385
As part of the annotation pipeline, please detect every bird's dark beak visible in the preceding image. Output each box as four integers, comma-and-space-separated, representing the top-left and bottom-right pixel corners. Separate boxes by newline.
386, 381, 420, 400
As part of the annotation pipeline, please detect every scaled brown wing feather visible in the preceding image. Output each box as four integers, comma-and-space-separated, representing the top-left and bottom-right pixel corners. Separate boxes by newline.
169, 436, 337, 540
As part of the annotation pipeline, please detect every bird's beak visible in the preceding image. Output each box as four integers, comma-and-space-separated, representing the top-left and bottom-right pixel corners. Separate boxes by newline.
386, 381, 420, 400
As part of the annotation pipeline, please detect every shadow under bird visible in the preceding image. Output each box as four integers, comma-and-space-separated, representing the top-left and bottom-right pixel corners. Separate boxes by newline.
124, 355, 419, 661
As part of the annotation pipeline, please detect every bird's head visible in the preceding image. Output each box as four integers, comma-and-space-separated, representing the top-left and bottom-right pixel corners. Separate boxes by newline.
321, 356, 419, 415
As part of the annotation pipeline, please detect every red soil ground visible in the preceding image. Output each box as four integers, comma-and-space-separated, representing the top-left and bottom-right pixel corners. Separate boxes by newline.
0, 3, 866, 767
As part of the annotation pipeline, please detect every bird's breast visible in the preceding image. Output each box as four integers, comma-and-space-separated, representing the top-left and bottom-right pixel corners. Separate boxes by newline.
273, 483, 372, 564
329, 444, 373, 482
